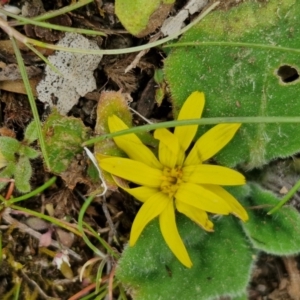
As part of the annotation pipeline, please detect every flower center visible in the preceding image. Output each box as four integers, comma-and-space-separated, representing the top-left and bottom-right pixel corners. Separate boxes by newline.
160, 167, 183, 198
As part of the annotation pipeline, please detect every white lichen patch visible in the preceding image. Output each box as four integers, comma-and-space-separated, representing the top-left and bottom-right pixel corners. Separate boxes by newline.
161, 0, 207, 36
37, 33, 102, 115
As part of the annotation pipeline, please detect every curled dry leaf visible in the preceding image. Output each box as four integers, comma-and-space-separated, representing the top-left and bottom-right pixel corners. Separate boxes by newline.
22, 0, 72, 42
0, 61, 42, 81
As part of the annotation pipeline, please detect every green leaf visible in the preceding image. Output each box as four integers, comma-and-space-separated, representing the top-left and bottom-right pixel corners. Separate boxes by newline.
154, 69, 166, 106
0, 162, 16, 191
164, 0, 300, 169
14, 156, 32, 193
87, 163, 99, 183
0, 137, 20, 161
19, 145, 40, 159
117, 214, 254, 300
154, 69, 164, 84
42, 110, 90, 174
242, 183, 300, 255
24, 121, 38, 144
115, 0, 174, 37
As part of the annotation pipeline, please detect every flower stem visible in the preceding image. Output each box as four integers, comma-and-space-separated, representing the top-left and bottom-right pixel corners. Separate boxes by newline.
268, 178, 300, 215
7, 177, 57, 204
164, 41, 300, 55
83, 116, 300, 146
10, 37, 50, 170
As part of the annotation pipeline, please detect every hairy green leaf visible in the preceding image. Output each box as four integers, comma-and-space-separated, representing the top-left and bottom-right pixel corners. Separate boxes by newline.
24, 121, 39, 144
242, 183, 300, 255
0, 137, 20, 161
14, 156, 32, 193
117, 214, 254, 300
42, 110, 90, 173
164, 0, 300, 169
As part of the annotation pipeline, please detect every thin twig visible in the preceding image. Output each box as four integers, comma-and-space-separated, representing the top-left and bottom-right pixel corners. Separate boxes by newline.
101, 194, 118, 245
2, 208, 82, 261
125, 32, 160, 73
21, 269, 59, 300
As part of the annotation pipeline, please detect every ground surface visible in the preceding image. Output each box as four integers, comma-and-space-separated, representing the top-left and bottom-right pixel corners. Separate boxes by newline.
0, 0, 299, 299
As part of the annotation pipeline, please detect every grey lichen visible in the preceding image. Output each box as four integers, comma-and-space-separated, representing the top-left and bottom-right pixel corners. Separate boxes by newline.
37, 33, 102, 115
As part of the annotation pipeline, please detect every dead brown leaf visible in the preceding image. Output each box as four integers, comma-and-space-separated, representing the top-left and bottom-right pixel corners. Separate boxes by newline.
1, 92, 33, 126
0, 78, 39, 96
60, 156, 92, 190
0, 61, 41, 81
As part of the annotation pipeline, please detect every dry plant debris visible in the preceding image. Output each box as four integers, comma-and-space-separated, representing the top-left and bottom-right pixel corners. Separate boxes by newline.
161, 0, 208, 36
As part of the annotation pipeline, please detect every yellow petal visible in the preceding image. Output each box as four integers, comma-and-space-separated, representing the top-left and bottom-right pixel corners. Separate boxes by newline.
182, 164, 245, 186
130, 192, 170, 246
175, 200, 214, 232
99, 157, 162, 187
112, 175, 158, 202
154, 128, 184, 168
175, 182, 231, 214
108, 115, 162, 169
184, 123, 241, 166
119, 183, 158, 203
174, 91, 205, 151
203, 185, 249, 221
159, 200, 192, 268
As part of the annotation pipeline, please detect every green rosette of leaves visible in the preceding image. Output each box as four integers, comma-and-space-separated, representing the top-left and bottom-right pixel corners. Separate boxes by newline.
0, 121, 39, 193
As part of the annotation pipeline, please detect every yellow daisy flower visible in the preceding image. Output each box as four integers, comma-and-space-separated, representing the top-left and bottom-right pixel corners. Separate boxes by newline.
97, 91, 248, 268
